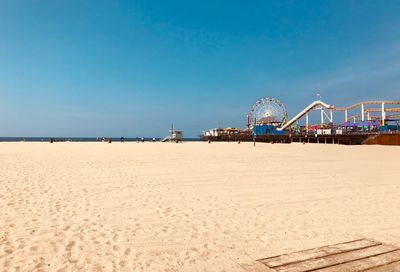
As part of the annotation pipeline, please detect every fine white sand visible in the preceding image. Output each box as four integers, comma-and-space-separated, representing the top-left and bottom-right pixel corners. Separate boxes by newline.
1, 142, 400, 271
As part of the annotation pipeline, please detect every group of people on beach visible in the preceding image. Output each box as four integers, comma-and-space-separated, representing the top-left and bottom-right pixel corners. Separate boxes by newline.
46, 137, 160, 143
102, 137, 158, 143
103, 137, 158, 143
136, 137, 157, 143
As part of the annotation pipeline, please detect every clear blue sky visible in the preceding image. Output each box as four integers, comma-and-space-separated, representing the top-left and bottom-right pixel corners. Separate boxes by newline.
1, 0, 400, 137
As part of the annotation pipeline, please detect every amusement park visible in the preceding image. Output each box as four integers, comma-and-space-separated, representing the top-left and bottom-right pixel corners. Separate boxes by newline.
201, 97, 400, 145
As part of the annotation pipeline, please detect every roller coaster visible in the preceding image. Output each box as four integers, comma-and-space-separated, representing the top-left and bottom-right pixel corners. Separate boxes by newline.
277, 100, 400, 131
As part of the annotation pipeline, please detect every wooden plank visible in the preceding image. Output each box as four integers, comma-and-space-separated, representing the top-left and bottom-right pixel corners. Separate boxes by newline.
312, 250, 400, 272
259, 239, 380, 268
274, 245, 398, 272
240, 262, 276, 272
364, 260, 400, 272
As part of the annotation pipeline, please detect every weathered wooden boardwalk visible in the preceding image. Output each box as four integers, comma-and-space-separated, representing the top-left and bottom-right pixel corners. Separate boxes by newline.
257, 239, 400, 272
201, 133, 400, 145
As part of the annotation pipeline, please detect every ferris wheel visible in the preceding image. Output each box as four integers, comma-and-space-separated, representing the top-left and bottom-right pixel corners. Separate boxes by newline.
248, 97, 288, 128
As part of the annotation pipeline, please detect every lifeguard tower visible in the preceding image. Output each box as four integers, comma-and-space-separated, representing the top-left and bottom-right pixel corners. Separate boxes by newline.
161, 124, 183, 142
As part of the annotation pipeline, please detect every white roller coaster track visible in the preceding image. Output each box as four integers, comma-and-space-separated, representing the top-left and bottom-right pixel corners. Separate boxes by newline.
277, 100, 332, 131
277, 100, 400, 130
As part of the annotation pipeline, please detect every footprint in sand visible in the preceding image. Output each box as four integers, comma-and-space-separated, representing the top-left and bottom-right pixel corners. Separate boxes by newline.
124, 248, 131, 255
30, 246, 38, 252
0, 233, 5, 242
70, 223, 80, 232
4, 247, 13, 254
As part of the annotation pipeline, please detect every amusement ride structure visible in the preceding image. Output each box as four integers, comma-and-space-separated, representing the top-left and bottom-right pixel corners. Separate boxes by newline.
245, 97, 400, 130
202, 96, 400, 145
277, 99, 400, 130
247, 97, 288, 128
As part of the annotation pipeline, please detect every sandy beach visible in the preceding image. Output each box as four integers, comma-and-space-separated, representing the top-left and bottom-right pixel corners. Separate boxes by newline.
1, 142, 400, 271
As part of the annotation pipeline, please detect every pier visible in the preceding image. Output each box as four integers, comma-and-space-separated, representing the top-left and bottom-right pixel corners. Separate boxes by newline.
201, 97, 400, 145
